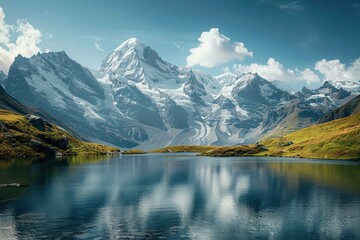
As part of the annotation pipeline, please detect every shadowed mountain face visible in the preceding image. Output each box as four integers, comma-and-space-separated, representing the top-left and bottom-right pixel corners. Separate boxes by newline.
0, 85, 32, 115
318, 94, 360, 124
2, 39, 357, 149
0, 84, 84, 140
0, 71, 6, 84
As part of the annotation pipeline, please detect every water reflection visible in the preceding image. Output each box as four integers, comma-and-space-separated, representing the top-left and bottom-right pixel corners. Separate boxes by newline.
0, 154, 359, 239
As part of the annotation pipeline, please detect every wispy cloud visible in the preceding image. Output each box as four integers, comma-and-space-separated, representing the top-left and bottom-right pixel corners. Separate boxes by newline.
94, 42, 104, 51
278, 1, 304, 11
353, 2, 360, 9
44, 12, 48, 16
174, 42, 184, 51
299, 34, 319, 49
45, 32, 52, 40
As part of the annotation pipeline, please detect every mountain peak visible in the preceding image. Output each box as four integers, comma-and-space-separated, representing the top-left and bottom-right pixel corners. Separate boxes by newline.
126, 37, 138, 44
42, 50, 68, 58
301, 86, 313, 94
14, 54, 25, 60
100, 38, 178, 83
114, 37, 145, 52
316, 80, 339, 94
214, 72, 237, 80
321, 81, 333, 88
238, 72, 264, 84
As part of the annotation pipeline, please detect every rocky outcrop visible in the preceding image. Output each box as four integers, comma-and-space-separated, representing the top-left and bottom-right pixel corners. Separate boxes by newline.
26, 115, 52, 131
0, 109, 119, 159
0, 121, 8, 132
29, 138, 60, 157
0, 183, 26, 188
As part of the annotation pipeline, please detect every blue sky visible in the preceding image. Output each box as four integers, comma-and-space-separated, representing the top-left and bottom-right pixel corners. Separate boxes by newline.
1, 0, 360, 86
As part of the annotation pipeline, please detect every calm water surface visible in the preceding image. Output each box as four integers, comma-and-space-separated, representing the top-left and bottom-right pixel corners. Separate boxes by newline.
0, 154, 359, 239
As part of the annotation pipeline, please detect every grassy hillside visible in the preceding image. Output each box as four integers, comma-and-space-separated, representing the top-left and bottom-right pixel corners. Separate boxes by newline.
203, 113, 360, 160
200, 144, 266, 157
0, 109, 119, 159
259, 113, 360, 159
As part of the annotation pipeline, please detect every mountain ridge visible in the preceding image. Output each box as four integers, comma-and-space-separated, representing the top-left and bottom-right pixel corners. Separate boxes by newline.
2, 38, 358, 149
318, 94, 360, 124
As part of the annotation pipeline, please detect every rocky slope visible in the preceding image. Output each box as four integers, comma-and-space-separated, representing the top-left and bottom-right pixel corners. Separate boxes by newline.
0, 109, 119, 159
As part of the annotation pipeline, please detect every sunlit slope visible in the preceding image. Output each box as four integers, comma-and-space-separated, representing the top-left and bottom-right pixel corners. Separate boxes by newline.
0, 109, 119, 159
202, 113, 360, 160
259, 113, 360, 159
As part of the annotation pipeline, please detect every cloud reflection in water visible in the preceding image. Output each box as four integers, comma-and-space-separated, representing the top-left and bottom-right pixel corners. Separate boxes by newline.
0, 155, 359, 239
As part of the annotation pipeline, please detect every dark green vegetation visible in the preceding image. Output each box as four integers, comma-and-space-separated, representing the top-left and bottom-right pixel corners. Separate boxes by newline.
200, 144, 267, 157
152, 144, 268, 157
151, 145, 220, 153
0, 109, 119, 159
122, 149, 146, 154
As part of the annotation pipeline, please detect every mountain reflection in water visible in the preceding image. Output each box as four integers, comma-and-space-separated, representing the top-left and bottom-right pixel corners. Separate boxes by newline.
0, 154, 359, 239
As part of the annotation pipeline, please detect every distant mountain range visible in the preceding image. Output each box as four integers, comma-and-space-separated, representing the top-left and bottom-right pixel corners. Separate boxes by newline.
1, 38, 358, 149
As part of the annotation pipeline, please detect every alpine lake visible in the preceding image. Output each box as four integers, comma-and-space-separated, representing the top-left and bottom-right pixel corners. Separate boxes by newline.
0, 153, 359, 239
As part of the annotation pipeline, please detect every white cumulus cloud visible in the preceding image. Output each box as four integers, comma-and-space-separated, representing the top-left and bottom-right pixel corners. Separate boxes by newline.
0, 7, 42, 73
234, 58, 291, 81
233, 57, 320, 85
314, 58, 360, 82
298, 68, 320, 84
186, 28, 253, 68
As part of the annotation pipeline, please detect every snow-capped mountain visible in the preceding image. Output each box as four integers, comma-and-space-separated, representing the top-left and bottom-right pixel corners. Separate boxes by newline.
329, 80, 360, 95
2, 38, 357, 149
100, 38, 181, 85
297, 81, 352, 106
3, 52, 149, 148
